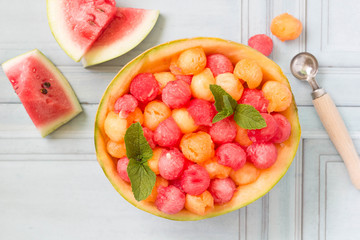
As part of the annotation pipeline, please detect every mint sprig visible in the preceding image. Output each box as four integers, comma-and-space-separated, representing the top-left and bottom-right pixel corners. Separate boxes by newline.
234, 104, 267, 129
125, 123, 156, 201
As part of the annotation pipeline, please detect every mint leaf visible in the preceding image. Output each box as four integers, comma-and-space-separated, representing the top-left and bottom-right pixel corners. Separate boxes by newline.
210, 84, 237, 112
234, 104, 267, 130
127, 159, 156, 201
125, 122, 153, 162
212, 95, 234, 123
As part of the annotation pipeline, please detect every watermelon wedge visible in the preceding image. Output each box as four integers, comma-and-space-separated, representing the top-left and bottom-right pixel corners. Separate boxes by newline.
82, 8, 160, 67
2, 49, 82, 137
47, 0, 117, 62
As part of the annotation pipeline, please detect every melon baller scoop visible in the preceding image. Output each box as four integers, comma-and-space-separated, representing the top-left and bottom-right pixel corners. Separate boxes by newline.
290, 52, 360, 189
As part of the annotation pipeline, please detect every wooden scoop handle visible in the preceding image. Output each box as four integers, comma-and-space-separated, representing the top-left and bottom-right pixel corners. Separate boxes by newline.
313, 93, 360, 189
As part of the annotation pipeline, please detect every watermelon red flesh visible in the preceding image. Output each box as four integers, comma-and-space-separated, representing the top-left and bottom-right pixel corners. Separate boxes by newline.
2, 49, 82, 137
82, 8, 159, 67
47, 0, 117, 62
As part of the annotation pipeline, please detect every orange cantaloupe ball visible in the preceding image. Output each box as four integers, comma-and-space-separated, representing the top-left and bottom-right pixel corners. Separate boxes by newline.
235, 124, 253, 147
154, 72, 176, 90
180, 131, 215, 163
191, 68, 216, 101
144, 101, 172, 131
233, 59, 263, 89
127, 107, 144, 125
172, 108, 198, 134
200, 157, 232, 179
215, 73, 244, 101
176, 47, 207, 75
148, 147, 163, 175
185, 190, 214, 215
271, 13, 302, 41
144, 176, 169, 203
104, 111, 128, 142
107, 140, 127, 158
230, 162, 261, 185
262, 81, 292, 112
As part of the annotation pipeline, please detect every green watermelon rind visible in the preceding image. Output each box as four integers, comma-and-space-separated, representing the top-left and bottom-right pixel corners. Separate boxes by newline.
81, 9, 160, 67
2, 49, 82, 137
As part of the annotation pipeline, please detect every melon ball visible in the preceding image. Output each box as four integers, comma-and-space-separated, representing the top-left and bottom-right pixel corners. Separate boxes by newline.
104, 111, 128, 143
234, 59, 263, 89
271, 113, 291, 143
185, 190, 214, 215
271, 13, 302, 41
117, 157, 130, 183
209, 118, 237, 145
181, 164, 211, 196
162, 80, 191, 109
107, 140, 126, 158
187, 99, 216, 127
180, 131, 215, 163
200, 157, 232, 179
262, 81, 292, 112
206, 54, 234, 77
248, 113, 279, 143
130, 73, 160, 103
208, 178, 236, 205
215, 73, 244, 101
159, 149, 186, 180
191, 68, 216, 101
235, 125, 253, 147
154, 72, 176, 90
126, 107, 144, 125
148, 147, 163, 175
113, 94, 138, 118
247, 142, 278, 169
144, 101, 172, 131
169, 178, 184, 193
155, 185, 185, 214
176, 47, 207, 75
230, 162, 261, 185
175, 75, 193, 85
238, 89, 269, 113
248, 34, 273, 56
154, 117, 182, 147
144, 176, 169, 203
142, 127, 156, 149
216, 143, 247, 170
172, 108, 198, 133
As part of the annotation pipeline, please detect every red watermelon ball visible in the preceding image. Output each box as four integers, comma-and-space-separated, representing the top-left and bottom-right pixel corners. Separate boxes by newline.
247, 142, 278, 169
175, 75, 193, 85
271, 113, 291, 143
142, 127, 156, 149
154, 117, 182, 147
187, 99, 216, 127
155, 185, 185, 214
181, 164, 211, 196
238, 88, 269, 113
216, 143, 247, 170
162, 80, 192, 108
159, 149, 186, 180
113, 94, 138, 118
248, 113, 279, 143
116, 157, 130, 183
209, 118, 237, 144
206, 54, 234, 77
130, 73, 160, 103
208, 178, 236, 204
248, 34, 273, 56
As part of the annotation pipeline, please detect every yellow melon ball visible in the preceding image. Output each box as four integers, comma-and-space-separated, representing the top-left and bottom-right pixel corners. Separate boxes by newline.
235, 125, 253, 147
172, 108, 198, 134
107, 140, 127, 158
234, 59, 263, 89
262, 81, 292, 112
200, 157, 232, 179
154, 72, 176, 90
180, 131, 215, 163
144, 101, 172, 131
191, 68, 216, 101
176, 47, 207, 75
185, 191, 214, 215
127, 107, 144, 125
215, 73, 244, 101
271, 13, 302, 41
144, 176, 169, 203
104, 111, 128, 142
230, 162, 261, 185
147, 147, 163, 175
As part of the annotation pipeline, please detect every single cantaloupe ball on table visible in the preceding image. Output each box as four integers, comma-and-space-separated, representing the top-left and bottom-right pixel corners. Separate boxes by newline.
185, 190, 214, 215
234, 59, 263, 89
262, 81, 292, 112
175, 47, 207, 75
127, 107, 144, 125
191, 68, 216, 101
200, 157, 232, 179
148, 147, 163, 175
144, 101, 172, 130
215, 73, 244, 101
144, 176, 169, 203
154, 72, 176, 90
104, 111, 128, 142
107, 140, 126, 158
172, 108, 198, 133
271, 13, 302, 41
230, 162, 261, 185
180, 131, 215, 163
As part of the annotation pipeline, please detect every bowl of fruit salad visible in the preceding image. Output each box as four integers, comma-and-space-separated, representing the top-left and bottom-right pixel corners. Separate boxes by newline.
94, 37, 301, 220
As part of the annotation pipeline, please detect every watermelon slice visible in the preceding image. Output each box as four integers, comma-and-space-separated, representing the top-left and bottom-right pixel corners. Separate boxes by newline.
82, 8, 160, 67
47, 0, 117, 62
2, 49, 82, 137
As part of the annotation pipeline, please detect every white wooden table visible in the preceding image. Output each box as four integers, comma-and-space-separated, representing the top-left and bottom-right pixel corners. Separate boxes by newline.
1, 0, 359, 239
